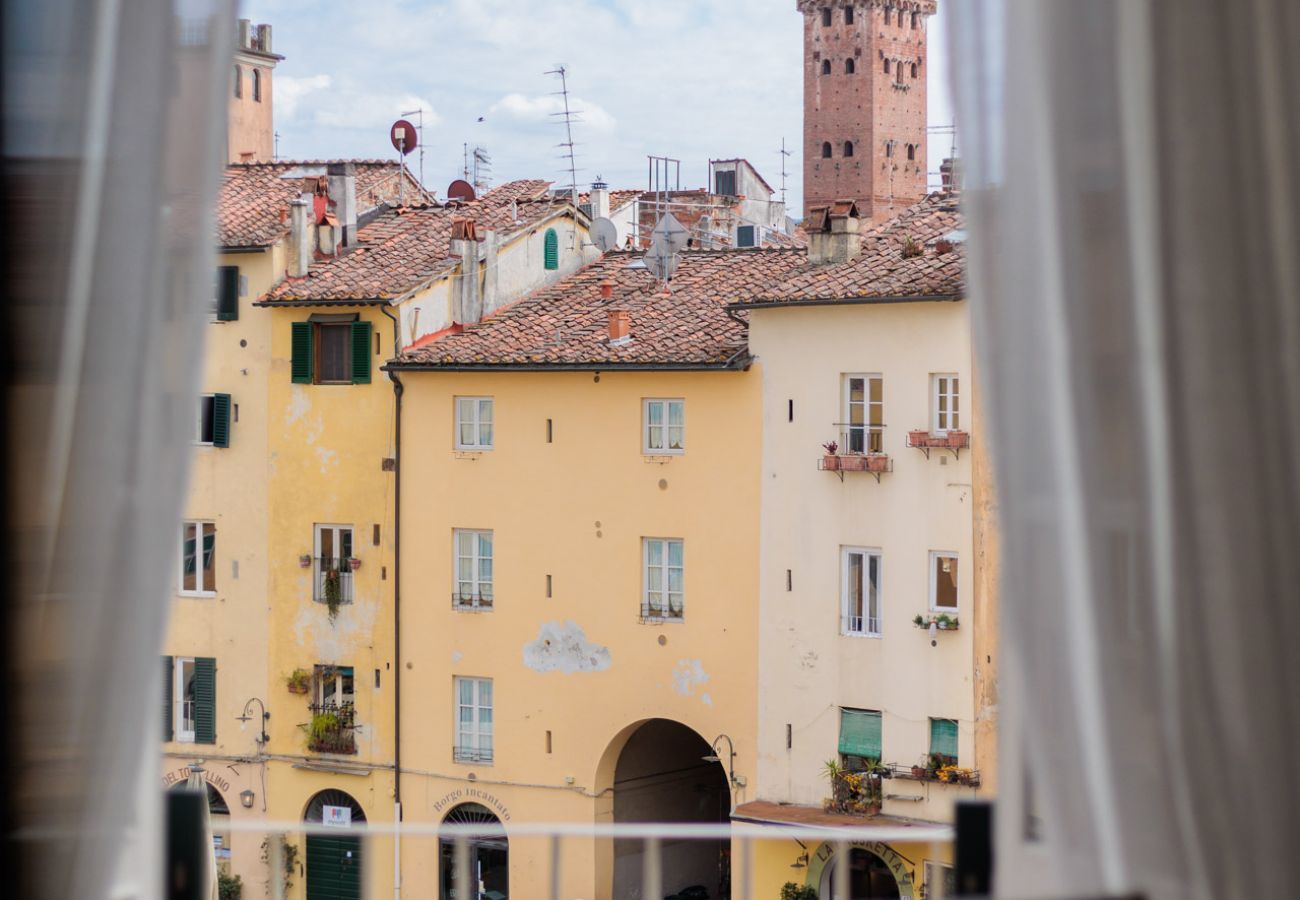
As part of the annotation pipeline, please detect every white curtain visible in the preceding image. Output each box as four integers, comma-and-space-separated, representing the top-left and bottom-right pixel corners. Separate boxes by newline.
949, 2, 1300, 898
5, 1, 234, 898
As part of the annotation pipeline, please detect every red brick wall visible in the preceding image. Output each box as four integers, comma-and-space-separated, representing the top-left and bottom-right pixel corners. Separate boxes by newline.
800, 1, 934, 222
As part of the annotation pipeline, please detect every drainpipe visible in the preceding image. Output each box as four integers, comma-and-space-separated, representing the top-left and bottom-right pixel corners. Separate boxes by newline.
379, 304, 403, 900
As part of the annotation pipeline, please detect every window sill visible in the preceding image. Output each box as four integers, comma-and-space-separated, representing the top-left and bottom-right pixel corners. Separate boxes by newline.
452, 604, 495, 613
640, 613, 684, 624
454, 449, 491, 458
841, 631, 883, 639
178, 591, 217, 599
452, 754, 494, 766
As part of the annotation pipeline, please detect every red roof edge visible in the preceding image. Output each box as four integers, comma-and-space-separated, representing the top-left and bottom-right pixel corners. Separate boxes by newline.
404, 322, 463, 352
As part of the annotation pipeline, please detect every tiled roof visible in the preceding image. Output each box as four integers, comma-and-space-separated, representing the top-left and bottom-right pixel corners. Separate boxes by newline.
577, 189, 643, 213
218, 160, 428, 248
391, 248, 807, 369
741, 192, 964, 305
259, 186, 576, 303
482, 180, 552, 203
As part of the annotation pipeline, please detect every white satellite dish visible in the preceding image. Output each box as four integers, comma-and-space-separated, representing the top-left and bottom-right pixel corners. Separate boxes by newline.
591, 217, 618, 253
651, 212, 690, 254
644, 238, 680, 281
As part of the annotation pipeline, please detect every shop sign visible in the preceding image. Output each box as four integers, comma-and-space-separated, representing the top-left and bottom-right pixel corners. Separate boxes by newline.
160, 765, 231, 795
322, 805, 352, 827
806, 840, 916, 900
433, 787, 512, 822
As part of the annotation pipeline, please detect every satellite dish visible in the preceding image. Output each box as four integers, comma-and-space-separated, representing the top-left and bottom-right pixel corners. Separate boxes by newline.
390, 119, 417, 155
651, 212, 690, 255
644, 238, 680, 280
591, 218, 618, 253
446, 179, 476, 202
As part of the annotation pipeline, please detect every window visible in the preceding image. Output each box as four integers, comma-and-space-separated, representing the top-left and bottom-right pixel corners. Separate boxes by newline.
844, 141, 855, 158
842, 548, 881, 635
930, 718, 959, 766
454, 529, 494, 609
455, 396, 494, 450
925, 861, 957, 898
643, 398, 684, 453
316, 665, 355, 710
932, 374, 959, 432
290, 319, 373, 385
164, 655, 215, 744
821, 59, 831, 76
195, 394, 231, 447
232, 65, 241, 98
543, 228, 559, 270
714, 169, 737, 196
455, 677, 493, 763
911, 62, 919, 79
251, 68, 261, 102
822, 8, 832, 26
736, 224, 757, 248
930, 552, 959, 611
845, 6, 854, 25
822, 142, 833, 159
214, 265, 239, 321
309, 665, 357, 753
179, 521, 216, 595
839, 708, 882, 765
885, 141, 894, 158
912, 11, 920, 29
314, 525, 354, 606
843, 374, 884, 454
643, 538, 684, 619
845, 58, 856, 75
883, 59, 891, 75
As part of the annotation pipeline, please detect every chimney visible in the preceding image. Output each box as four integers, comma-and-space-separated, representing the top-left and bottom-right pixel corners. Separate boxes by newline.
807, 200, 863, 265
237, 18, 252, 50
255, 23, 273, 53
450, 232, 484, 324
589, 178, 610, 221
289, 196, 311, 277
608, 309, 631, 345
599, 279, 614, 300
327, 162, 358, 249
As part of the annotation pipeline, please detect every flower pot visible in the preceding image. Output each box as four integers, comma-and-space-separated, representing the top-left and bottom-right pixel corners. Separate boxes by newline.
298, 554, 312, 568
908, 429, 931, 447
866, 454, 890, 473
946, 430, 969, 449
822, 454, 841, 471
288, 683, 308, 695
911, 765, 925, 779
866, 804, 881, 816
348, 558, 362, 572
840, 455, 867, 471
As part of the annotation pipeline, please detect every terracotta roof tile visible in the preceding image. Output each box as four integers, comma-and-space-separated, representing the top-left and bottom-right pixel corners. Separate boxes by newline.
391, 248, 807, 369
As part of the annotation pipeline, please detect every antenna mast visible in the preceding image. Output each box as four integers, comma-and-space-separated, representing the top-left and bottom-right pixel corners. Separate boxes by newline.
273, 130, 281, 160
401, 106, 427, 188
471, 145, 492, 195
546, 65, 581, 204
777, 137, 792, 206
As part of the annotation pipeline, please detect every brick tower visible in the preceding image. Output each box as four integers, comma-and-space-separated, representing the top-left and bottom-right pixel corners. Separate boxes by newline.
798, 1, 936, 222
227, 20, 283, 163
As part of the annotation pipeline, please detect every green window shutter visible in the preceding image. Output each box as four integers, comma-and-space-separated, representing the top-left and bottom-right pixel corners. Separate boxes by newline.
216, 266, 240, 321
163, 656, 173, 740
291, 321, 313, 383
351, 320, 372, 384
930, 718, 959, 760
838, 708, 882, 760
211, 394, 231, 448
543, 228, 559, 270
194, 657, 217, 744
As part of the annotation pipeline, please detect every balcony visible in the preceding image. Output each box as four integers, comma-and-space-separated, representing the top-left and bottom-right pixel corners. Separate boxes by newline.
906, 428, 970, 459
453, 744, 494, 764
821, 425, 892, 482
451, 591, 494, 612
306, 701, 357, 755
639, 602, 684, 623
883, 758, 983, 788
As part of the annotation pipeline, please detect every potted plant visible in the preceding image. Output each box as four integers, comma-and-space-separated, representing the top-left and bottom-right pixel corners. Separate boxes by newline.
298, 553, 312, 568
286, 668, 310, 694
781, 883, 819, 900
911, 762, 926, 779
913, 614, 925, 628
866, 454, 890, 473
840, 454, 868, 471
908, 429, 931, 447
348, 557, 362, 572
946, 430, 970, 449
323, 566, 343, 621
822, 440, 840, 471
925, 752, 944, 780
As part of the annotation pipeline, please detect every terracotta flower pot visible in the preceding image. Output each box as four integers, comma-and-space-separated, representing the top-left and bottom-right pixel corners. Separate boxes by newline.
839, 455, 868, 471
348, 557, 362, 571
298, 554, 312, 568
866, 454, 890, 473
908, 429, 931, 447
911, 765, 925, 779
946, 430, 970, 449
822, 454, 841, 471
288, 683, 308, 695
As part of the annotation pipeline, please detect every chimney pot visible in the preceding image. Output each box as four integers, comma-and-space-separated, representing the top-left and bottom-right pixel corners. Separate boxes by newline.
608, 309, 631, 344
599, 279, 614, 300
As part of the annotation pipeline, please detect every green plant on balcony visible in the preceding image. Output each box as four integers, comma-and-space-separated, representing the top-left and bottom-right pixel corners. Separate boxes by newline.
781, 883, 818, 900
285, 668, 310, 694
822, 757, 883, 816
322, 566, 343, 621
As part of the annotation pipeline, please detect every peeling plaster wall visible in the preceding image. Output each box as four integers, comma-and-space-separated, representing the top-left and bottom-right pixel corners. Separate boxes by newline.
523, 620, 612, 673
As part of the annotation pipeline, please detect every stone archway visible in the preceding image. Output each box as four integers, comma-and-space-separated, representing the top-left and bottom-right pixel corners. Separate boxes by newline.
303, 789, 367, 900
438, 802, 509, 899
806, 841, 916, 900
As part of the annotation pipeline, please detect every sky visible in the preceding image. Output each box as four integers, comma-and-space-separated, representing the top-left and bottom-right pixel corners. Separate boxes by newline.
242, 0, 955, 216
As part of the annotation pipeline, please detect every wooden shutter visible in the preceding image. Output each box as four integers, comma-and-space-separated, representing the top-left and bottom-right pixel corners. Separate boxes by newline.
838, 708, 882, 759
543, 229, 559, 270
163, 656, 173, 740
350, 321, 372, 384
930, 718, 959, 760
216, 266, 239, 321
291, 321, 313, 383
194, 657, 217, 744
211, 394, 231, 448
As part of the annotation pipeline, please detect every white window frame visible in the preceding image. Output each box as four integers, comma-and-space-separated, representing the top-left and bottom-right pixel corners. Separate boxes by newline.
842, 547, 882, 636
454, 676, 493, 764
453, 529, 494, 609
642, 398, 685, 455
174, 657, 197, 743
316, 665, 355, 709
179, 520, 216, 597
314, 524, 354, 604
932, 373, 960, 434
842, 374, 884, 454
929, 550, 960, 611
455, 396, 494, 450
642, 537, 684, 619
195, 394, 216, 445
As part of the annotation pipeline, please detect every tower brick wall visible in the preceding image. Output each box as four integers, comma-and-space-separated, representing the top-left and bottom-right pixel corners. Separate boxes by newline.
799, 1, 935, 222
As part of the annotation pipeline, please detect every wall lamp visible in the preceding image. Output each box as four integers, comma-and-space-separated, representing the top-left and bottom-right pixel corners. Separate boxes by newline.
236, 697, 270, 747
702, 733, 743, 787
791, 838, 810, 869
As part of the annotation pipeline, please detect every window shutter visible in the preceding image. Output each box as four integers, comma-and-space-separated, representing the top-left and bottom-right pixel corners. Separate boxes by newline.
838, 708, 882, 759
543, 229, 559, 270
211, 394, 231, 448
930, 718, 959, 760
351, 321, 372, 384
194, 657, 217, 744
216, 266, 239, 321
291, 321, 313, 383
163, 656, 173, 740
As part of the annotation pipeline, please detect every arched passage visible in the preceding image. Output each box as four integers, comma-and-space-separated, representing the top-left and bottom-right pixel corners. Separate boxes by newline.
807, 842, 916, 900
439, 803, 508, 899
303, 789, 366, 900
607, 719, 730, 899
168, 782, 232, 867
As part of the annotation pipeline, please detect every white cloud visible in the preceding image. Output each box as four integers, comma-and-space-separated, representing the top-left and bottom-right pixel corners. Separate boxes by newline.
489, 92, 616, 133
276, 73, 440, 133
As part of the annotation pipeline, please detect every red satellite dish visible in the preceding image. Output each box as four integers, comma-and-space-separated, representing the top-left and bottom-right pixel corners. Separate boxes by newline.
390, 119, 417, 155
446, 179, 476, 202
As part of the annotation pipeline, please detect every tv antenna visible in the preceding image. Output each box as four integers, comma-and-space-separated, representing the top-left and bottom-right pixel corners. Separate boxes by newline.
400, 107, 428, 188
777, 137, 792, 205
273, 130, 281, 160
471, 145, 492, 195
645, 212, 688, 284
545, 65, 582, 205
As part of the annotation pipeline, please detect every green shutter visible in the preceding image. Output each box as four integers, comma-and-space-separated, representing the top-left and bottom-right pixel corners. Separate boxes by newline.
163, 656, 173, 740
216, 266, 239, 321
291, 321, 313, 383
351, 321, 372, 384
211, 394, 231, 448
543, 228, 559, 270
838, 708, 881, 760
194, 657, 216, 744
930, 718, 959, 761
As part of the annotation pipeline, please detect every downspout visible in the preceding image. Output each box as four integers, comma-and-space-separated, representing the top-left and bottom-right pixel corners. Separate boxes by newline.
379, 304, 403, 900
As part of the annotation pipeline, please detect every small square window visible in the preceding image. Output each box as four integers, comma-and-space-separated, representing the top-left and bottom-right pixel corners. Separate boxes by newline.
455, 397, 494, 450
643, 399, 685, 454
